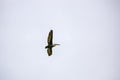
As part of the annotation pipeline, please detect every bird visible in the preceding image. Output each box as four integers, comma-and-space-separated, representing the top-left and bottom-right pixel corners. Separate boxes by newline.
45, 30, 60, 56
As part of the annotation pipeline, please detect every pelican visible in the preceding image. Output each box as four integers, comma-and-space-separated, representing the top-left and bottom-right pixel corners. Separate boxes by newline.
45, 30, 60, 56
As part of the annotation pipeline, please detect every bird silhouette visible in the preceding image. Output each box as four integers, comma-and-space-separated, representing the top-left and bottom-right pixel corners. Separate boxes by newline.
45, 30, 60, 56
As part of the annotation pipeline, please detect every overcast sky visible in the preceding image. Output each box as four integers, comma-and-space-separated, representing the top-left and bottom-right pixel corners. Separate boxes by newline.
0, 0, 120, 80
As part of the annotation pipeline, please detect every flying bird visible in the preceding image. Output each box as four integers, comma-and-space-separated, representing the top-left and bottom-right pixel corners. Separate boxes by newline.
45, 30, 60, 56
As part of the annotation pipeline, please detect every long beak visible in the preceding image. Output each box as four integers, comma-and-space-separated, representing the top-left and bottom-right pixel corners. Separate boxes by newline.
53, 44, 60, 47
55, 44, 60, 45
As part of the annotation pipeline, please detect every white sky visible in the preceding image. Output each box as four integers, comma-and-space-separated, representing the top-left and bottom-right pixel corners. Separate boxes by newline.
0, 0, 120, 80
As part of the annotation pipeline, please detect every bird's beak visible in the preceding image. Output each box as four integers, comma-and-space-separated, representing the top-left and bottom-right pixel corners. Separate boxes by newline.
56, 44, 60, 45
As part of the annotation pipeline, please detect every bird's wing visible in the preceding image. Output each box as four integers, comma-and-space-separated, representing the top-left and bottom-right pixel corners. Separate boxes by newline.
47, 30, 53, 45
47, 48, 52, 56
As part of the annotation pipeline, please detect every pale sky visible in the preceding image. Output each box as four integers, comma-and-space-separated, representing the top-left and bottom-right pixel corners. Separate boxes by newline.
0, 0, 120, 80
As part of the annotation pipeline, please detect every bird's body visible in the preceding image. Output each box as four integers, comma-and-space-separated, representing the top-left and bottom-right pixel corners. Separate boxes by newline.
45, 30, 60, 56
45, 45, 53, 48
45, 44, 60, 48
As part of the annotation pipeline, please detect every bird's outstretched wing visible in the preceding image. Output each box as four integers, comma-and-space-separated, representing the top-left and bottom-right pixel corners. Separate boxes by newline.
47, 48, 52, 56
47, 30, 53, 45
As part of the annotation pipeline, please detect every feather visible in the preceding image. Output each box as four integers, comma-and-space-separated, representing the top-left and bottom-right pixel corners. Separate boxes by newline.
47, 30, 53, 45
47, 48, 52, 56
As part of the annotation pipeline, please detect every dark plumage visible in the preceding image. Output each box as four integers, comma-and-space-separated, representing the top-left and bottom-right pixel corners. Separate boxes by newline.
45, 30, 60, 56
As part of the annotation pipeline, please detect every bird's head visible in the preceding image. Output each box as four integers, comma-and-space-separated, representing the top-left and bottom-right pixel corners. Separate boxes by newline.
53, 44, 60, 47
